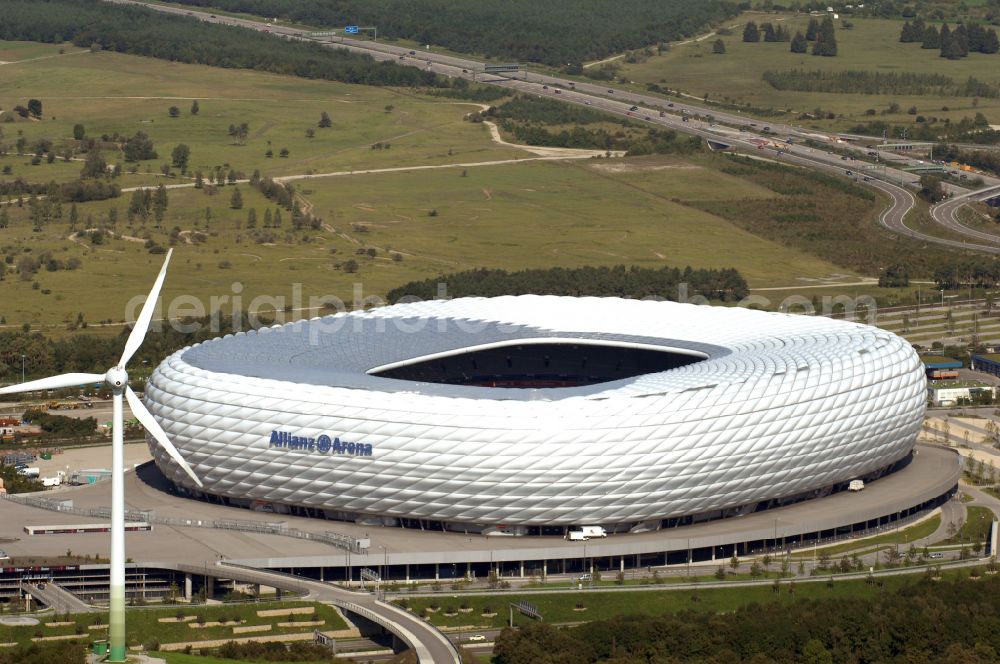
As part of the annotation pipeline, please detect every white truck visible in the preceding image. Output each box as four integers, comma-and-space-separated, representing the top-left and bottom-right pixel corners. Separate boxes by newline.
848, 479, 865, 492
18, 467, 40, 478
567, 526, 607, 541
42, 471, 66, 488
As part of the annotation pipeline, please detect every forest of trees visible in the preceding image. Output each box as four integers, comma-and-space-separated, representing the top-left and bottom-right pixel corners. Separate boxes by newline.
0, 0, 446, 88
900, 18, 1000, 57
762, 69, 999, 98
473, 96, 702, 155
386, 265, 750, 304
492, 574, 1000, 663
144, 0, 738, 65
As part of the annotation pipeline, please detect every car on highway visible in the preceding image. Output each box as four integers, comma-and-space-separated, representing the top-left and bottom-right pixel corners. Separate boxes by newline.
929, 552, 944, 559
863, 176, 871, 181
409, 50, 416, 55
845, 170, 852, 175
584, 101, 592, 105
645, 116, 651, 120
554, 89, 561, 94
399, 54, 405, 59
36, 583, 46, 590
467, 635, 486, 642
607, 89, 614, 94
667, 103, 675, 107
629, 105, 638, 111
542, 85, 549, 89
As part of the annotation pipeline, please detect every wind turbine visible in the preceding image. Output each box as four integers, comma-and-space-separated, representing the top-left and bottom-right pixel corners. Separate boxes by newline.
0, 249, 201, 663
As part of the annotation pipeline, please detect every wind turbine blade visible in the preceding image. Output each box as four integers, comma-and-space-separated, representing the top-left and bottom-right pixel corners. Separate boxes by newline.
119, 248, 172, 369
125, 386, 202, 488
0, 373, 105, 395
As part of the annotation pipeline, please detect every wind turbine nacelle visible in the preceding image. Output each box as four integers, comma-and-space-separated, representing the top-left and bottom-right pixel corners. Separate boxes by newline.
106, 367, 128, 390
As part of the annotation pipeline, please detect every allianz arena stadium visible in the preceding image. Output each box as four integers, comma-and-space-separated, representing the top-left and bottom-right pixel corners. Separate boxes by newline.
144, 296, 926, 534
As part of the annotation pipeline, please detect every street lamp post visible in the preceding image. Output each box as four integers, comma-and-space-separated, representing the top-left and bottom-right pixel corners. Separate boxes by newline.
21, 354, 25, 383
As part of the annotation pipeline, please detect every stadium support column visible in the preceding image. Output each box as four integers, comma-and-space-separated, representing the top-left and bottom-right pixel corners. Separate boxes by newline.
434, 564, 439, 581
519, 562, 524, 578
184, 573, 192, 600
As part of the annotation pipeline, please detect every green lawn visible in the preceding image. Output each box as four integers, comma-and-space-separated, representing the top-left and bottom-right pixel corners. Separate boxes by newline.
939, 505, 994, 545
615, 14, 1000, 133
0, 601, 346, 648
395, 573, 931, 629
790, 514, 942, 559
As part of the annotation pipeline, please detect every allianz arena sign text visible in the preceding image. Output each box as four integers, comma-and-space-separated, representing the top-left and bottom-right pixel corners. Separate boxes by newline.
268, 430, 374, 457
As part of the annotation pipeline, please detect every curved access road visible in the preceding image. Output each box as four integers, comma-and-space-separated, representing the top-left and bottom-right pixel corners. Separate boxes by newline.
929, 184, 1000, 247
167, 561, 461, 664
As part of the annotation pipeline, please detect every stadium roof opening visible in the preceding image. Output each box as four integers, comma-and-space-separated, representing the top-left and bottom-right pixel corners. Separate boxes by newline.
369, 339, 706, 388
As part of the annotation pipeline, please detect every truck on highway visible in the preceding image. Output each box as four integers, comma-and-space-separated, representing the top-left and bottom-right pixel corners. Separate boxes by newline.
567, 530, 587, 541
848, 479, 865, 491
18, 467, 40, 478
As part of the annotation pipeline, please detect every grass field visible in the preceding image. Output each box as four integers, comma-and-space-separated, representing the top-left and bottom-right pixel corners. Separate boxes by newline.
616, 14, 1000, 133
395, 572, 935, 629
939, 505, 994, 545
0, 40, 870, 333
0, 600, 347, 648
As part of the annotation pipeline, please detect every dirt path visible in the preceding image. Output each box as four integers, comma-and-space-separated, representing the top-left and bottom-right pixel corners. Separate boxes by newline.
480, 120, 625, 158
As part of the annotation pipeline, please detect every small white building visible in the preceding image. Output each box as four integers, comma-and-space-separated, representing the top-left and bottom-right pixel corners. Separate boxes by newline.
928, 382, 997, 407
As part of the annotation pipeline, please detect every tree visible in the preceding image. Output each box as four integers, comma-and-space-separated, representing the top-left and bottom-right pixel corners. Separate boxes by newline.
72, 123, 85, 141
27, 99, 42, 118
153, 184, 168, 224
343, 258, 359, 273
922, 25, 941, 49
879, 264, 909, 288
279, 147, 289, 158
919, 174, 945, 203
229, 122, 249, 145
801, 638, 834, 664
712, 39, 726, 54
983, 29, 1000, 54
168, 105, 180, 118
790, 31, 808, 53
80, 149, 107, 179
761, 23, 776, 42
813, 17, 837, 56
230, 188, 243, 210
729, 554, 740, 572
194, 170, 203, 189
123, 131, 157, 161
318, 111, 332, 128
246, 208, 257, 229
190, 99, 200, 115
171, 144, 190, 171
805, 18, 819, 41
305, 127, 315, 138
743, 21, 760, 43
68, 203, 79, 227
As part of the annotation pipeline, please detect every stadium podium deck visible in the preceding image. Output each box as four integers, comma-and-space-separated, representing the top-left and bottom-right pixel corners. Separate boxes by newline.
0, 444, 958, 582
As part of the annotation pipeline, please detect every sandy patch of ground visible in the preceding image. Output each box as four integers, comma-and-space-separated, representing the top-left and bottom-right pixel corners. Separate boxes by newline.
589, 162, 701, 174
